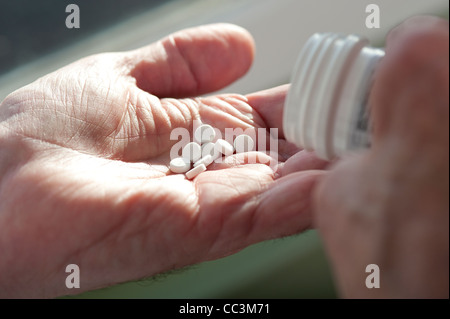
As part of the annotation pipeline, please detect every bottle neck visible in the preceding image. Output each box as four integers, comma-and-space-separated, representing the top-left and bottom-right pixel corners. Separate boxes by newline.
283, 33, 384, 160
332, 46, 384, 157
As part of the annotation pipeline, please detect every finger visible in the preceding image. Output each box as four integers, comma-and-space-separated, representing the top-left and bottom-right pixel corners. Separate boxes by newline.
246, 84, 288, 138
312, 157, 362, 233
276, 150, 329, 178
119, 90, 282, 162
122, 83, 288, 162
386, 15, 449, 46
252, 170, 325, 239
371, 16, 449, 148
209, 152, 276, 170
126, 23, 255, 98
195, 167, 324, 258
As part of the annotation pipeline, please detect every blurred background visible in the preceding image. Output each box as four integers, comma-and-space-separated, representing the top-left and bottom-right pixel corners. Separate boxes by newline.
0, 0, 448, 298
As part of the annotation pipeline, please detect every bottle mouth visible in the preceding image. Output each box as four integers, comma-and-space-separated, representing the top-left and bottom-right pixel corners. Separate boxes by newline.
283, 33, 384, 160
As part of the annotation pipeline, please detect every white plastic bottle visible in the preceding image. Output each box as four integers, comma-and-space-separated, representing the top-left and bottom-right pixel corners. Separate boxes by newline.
283, 33, 385, 160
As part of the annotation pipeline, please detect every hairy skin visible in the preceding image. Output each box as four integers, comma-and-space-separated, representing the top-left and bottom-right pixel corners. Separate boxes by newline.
0, 24, 326, 298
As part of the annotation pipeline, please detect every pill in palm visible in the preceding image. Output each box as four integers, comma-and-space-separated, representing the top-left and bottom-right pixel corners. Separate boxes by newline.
234, 134, 255, 153
194, 124, 216, 144
182, 142, 202, 162
185, 163, 207, 179
215, 139, 234, 156
201, 142, 216, 158
194, 154, 214, 168
169, 157, 191, 174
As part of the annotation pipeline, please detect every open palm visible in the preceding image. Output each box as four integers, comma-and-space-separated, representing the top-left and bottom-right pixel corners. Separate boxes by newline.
0, 24, 326, 297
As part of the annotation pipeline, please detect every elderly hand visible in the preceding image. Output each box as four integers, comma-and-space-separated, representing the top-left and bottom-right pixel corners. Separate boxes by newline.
0, 24, 326, 298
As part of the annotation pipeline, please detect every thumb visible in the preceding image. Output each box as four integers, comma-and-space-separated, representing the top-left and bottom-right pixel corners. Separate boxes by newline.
371, 16, 449, 151
124, 23, 255, 98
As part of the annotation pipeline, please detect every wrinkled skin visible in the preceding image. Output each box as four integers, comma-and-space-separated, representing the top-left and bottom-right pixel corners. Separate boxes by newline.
0, 16, 448, 299
0, 24, 326, 298
314, 16, 449, 298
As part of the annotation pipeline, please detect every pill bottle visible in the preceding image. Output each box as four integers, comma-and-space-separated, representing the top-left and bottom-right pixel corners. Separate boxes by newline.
283, 33, 385, 160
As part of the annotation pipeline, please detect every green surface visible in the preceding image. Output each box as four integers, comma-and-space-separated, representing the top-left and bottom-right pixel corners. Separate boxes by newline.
65, 230, 336, 299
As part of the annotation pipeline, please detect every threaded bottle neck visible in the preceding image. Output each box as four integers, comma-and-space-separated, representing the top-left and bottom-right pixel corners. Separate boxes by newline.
283, 33, 384, 160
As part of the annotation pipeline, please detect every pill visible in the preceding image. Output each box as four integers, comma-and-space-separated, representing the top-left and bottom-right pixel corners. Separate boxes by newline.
169, 157, 191, 174
194, 124, 216, 144
193, 154, 214, 168
202, 142, 218, 158
215, 139, 234, 156
185, 164, 207, 179
182, 142, 202, 162
234, 134, 255, 153
210, 151, 221, 162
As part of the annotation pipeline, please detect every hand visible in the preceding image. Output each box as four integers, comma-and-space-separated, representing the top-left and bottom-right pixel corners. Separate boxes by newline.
0, 24, 326, 298
314, 16, 449, 298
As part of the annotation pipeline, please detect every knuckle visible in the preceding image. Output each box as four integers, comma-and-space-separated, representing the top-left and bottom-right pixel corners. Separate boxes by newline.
387, 18, 448, 72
